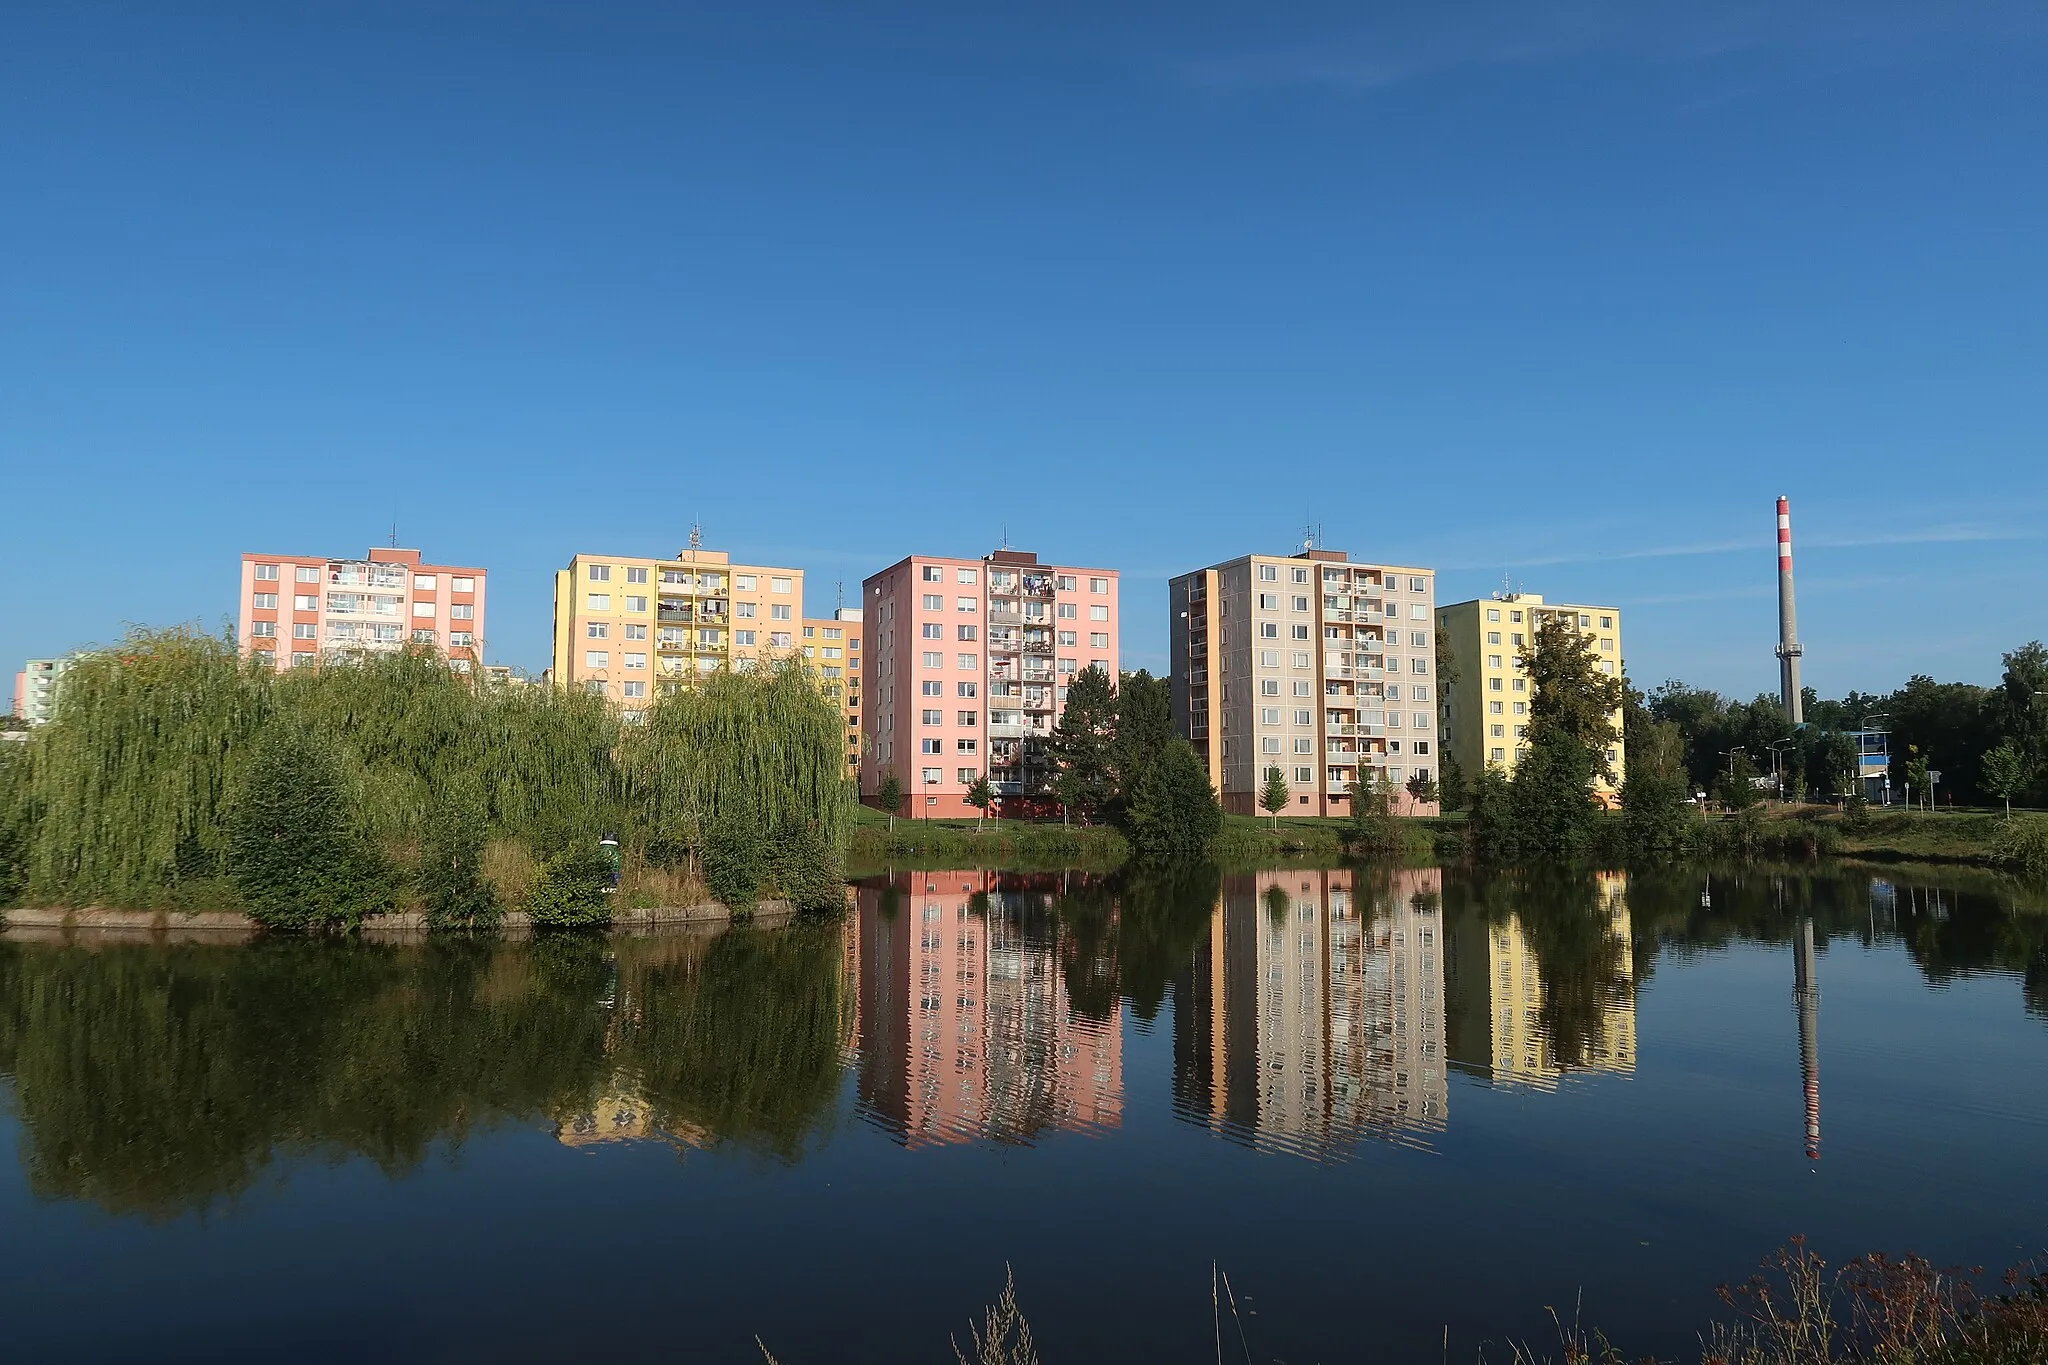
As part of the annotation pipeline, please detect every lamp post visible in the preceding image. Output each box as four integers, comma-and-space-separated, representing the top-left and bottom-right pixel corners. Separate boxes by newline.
1769, 739, 1797, 803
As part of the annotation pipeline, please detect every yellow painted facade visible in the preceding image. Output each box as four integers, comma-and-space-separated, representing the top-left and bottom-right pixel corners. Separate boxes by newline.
1437, 593, 1625, 806
802, 611, 865, 778
551, 548, 805, 717
1469, 872, 1636, 1086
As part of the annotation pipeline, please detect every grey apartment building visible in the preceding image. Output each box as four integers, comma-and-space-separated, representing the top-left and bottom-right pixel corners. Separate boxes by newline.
1168, 549, 1440, 817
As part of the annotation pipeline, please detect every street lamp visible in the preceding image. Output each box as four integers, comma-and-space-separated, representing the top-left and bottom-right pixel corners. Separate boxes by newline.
1769, 739, 1797, 803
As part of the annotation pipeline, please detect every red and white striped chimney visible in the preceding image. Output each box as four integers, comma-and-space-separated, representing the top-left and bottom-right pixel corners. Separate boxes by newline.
1775, 496, 1804, 725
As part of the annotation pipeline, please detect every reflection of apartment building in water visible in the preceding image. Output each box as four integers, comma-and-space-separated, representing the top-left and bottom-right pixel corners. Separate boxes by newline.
1443, 872, 1636, 1086
552, 545, 805, 719
1437, 594, 1625, 806
1174, 868, 1448, 1159
237, 546, 487, 673
801, 609, 864, 778
1169, 549, 1441, 817
851, 871, 1123, 1146
862, 551, 1120, 817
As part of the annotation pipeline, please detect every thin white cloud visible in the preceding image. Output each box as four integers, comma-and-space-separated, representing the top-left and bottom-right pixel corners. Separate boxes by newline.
1442, 522, 2046, 572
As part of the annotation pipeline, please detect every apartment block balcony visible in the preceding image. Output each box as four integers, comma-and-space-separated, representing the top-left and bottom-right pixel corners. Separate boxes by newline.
1021, 666, 1054, 683
989, 722, 1026, 740
1325, 722, 1357, 736
1022, 641, 1053, 657
1020, 574, 1055, 597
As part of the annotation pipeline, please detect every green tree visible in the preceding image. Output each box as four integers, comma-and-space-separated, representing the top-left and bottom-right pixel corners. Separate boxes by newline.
417, 779, 501, 932
1048, 664, 1118, 822
1620, 766, 1694, 856
877, 772, 903, 832
1511, 734, 1602, 858
1434, 623, 1461, 690
1348, 771, 1401, 856
1717, 750, 1763, 811
1904, 746, 1932, 811
1523, 612, 1626, 782
1981, 742, 2034, 819
525, 843, 613, 928
767, 818, 844, 913
1405, 770, 1439, 807
965, 773, 995, 830
1805, 730, 1860, 802
1438, 753, 1467, 812
1467, 765, 1518, 860
1112, 669, 1174, 804
1998, 641, 2048, 793
702, 812, 767, 913
1123, 740, 1221, 862
1260, 765, 1291, 827
227, 723, 393, 930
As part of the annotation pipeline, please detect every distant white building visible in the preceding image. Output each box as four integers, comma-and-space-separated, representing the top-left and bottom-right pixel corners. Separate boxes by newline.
13, 656, 79, 726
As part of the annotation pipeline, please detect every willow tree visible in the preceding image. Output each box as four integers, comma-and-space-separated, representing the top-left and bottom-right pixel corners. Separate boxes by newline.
618, 663, 852, 862
22, 628, 276, 904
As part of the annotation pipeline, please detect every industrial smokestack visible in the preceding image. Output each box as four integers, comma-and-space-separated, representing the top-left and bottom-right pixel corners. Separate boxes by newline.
1775, 496, 1804, 725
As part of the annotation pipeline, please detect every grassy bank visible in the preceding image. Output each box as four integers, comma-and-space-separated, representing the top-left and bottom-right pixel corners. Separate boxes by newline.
846, 805, 1127, 871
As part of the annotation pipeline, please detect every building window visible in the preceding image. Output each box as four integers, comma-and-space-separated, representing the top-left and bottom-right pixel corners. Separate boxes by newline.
735, 602, 755, 619
1512, 677, 1525, 691
621, 595, 645, 612
957, 568, 978, 585
769, 632, 791, 648
252, 593, 277, 609
1091, 633, 1109, 648
411, 574, 434, 590
735, 574, 758, 591
922, 767, 943, 783
922, 739, 943, 754
254, 564, 279, 581
1090, 605, 1109, 621
413, 601, 435, 617
958, 625, 978, 641
624, 653, 647, 669
624, 624, 647, 640
1260, 650, 1279, 668
586, 651, 609, 668
922, 623, 943, 639
250, 621, 276, 638
588, 565, 611, 582
449, 631, 474, 647
771, 604, 791, 620
1291, 624, 1310, 640
1295, 766, 1314, 783
1057, 602, 1077, 619
588, 594, 610, 611
1490, 747, 1506, 762
1261, 737, 1281, 754
1058, 630, 1077, 646
921, 566, 943, 582
922, 709, 943, 725
293, 623, 316, 640
1258, 565, 1277, 582
291, 652, 315, 667
296, 566, 320, 583
1260, 707, 1280, 724
623, 681, 646, 699
1260, 679, 1280, 697
1260, 623, 1278, 639
1258, 593, 1278, 610
1089, 578, 1109, 593
958, 654, 978, 670
1057, 658, 1077, 674
922, 594, 943, 611
957, 739, 977, 754
587, 622, 609, 639
923, 652, 943, 667
293, 594, 317, 611
958, 711, 978, 726
736, 630, 757, 646
1410, 577, 1426, 592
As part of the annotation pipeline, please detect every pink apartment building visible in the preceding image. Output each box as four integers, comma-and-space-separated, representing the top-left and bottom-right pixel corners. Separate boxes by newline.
862, 550, 1119, 818
237, 546, 487, 672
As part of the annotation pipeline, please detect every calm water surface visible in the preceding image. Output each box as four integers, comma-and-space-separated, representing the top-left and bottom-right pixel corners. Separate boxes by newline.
2, 864, 2044, 1363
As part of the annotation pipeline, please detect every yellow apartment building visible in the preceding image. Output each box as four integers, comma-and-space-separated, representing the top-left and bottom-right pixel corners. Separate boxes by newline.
1436, 593, 1625, 806
551, 547, 805, 718
802, 609, 864, 778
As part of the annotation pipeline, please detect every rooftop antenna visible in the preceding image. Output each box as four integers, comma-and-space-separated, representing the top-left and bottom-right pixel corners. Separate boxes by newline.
686, 520, 702, 563
1498, 572, 1512, 600
389, 509, 398, 549
836, 579, 844, 612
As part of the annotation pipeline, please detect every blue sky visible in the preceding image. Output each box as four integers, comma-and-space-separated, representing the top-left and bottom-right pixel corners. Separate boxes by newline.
4, 1, 2044, 703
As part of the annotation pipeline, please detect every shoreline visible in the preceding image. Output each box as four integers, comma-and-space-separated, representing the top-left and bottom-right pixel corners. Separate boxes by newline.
0, 900, 798, 941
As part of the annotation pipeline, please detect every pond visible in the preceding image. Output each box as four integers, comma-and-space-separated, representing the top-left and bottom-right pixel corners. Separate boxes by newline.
2, 864, 2044, 1363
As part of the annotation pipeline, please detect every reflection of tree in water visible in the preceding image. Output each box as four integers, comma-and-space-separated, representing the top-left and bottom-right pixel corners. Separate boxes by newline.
1506, 873, 1634, 1072
0, 924, 847, 1219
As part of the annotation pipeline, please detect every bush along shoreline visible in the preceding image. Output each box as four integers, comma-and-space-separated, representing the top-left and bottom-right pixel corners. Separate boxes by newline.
0, 629, 852, 931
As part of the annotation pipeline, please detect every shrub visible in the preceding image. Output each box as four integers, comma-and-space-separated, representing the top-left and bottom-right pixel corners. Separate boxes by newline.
227, 723, 394, 930
1992, 814, 2048, 880
703, 814, 767, 912
768, 819, 845, 913
525, 844, 614, 929
418, 782, 501, 932
1121, 741, 1222, 863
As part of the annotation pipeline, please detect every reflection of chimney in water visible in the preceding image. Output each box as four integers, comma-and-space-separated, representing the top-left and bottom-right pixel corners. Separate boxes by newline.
1794, 918, 1821, 1160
